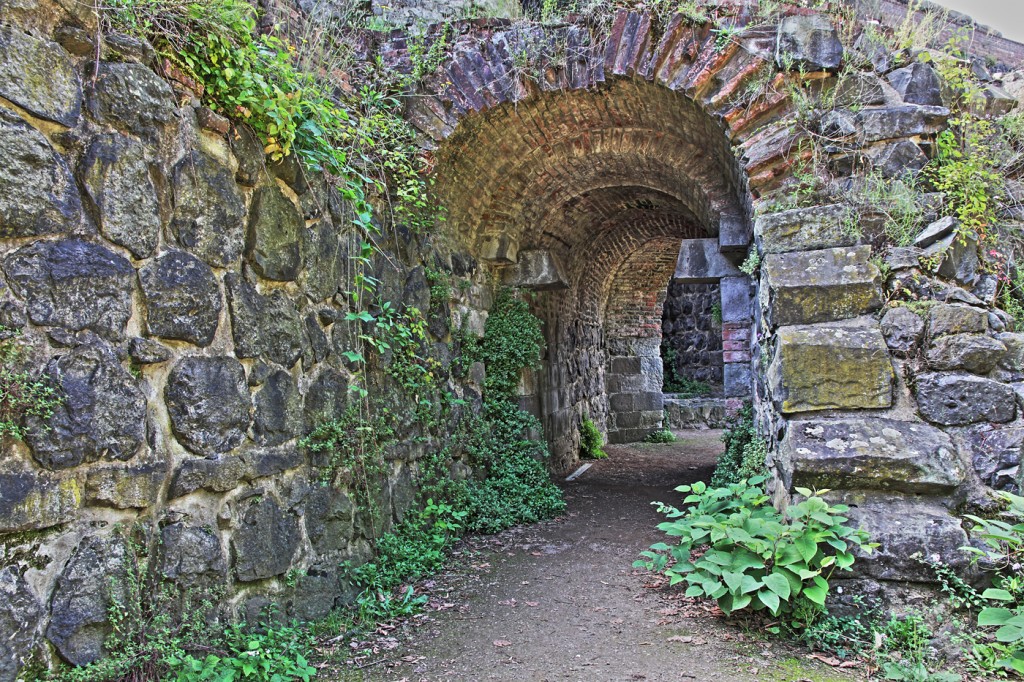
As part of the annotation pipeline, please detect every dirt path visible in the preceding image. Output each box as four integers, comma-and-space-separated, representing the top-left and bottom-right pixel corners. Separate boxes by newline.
328, 432, 863, 682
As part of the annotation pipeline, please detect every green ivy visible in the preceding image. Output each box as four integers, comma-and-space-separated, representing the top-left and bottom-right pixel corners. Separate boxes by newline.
470, 289, 545, 401
299, 404, 393, 531
0, 330, 62, 441
459, 290, 565, 533
643, 429, 676, 444
579, 418, 607, 459
712, 403, 769, 488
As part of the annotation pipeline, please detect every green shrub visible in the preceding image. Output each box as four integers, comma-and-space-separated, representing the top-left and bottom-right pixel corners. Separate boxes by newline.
167, 621, 316, 682
712, 403, 769, 487
643, 429, 676, 444
962, 491, 1024, 675
351, 498, 466, 595
635, 477, 875, 619
579, 418, 607, 459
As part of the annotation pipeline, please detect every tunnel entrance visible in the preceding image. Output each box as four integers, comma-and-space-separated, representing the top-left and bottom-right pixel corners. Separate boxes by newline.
433, 78, 755, 471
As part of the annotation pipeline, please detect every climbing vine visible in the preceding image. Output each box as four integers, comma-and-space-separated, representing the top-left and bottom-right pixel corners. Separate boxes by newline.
0, 330, 61, 441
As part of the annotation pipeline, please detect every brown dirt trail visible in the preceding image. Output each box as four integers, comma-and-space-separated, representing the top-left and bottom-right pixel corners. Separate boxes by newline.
326, 432, 863, 682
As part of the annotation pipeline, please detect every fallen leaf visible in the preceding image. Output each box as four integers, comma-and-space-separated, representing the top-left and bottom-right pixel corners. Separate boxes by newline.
666, 636, 693, 643
493, 640, 512, 647
525, 601, 539, 607
808, 653, 844, 667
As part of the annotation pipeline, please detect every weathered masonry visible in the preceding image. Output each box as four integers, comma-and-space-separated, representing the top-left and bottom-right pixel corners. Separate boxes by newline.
1, 0, 1024, 678
385, 4, 1024, 603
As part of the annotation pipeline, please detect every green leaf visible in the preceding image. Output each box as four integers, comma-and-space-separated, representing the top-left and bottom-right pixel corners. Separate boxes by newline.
995, 618, 1024, 643
730, 591, 752, 611
758, 588, 781, 614
763, 572, 792, 600
803, 583, 828, 605
794, 533, 818, 563
722, 571, 744, 593
982, 588, 1015, 601
979, 607, 1015, 626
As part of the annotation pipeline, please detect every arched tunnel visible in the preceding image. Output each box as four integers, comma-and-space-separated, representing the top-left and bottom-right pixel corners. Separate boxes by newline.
433, 79, 754, 470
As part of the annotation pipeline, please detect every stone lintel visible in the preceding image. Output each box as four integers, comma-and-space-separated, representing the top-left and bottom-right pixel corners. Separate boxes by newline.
674, 238, 741, 282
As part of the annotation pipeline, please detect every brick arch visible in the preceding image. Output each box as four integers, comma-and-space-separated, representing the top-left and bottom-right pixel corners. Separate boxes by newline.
385, 8, 839, 466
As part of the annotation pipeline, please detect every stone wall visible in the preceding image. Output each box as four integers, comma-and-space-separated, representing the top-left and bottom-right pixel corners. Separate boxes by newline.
4, 0, 1024, 676
661, 281, 723, 387
0, 6, 492, 677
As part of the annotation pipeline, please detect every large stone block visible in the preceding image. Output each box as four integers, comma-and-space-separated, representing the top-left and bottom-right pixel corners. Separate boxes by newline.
47, 535, 128, 666
304, 487, 355, 554
724, 362, 752, 398
85, 462, 166, 509
768, 322, 894, 414
887, 62, 943, 106
159, 523, 227, 588
85, 61, 175, 139
27, 341, 147, 470
0, 26, 81, 126
4, 239, 133, 340
80, 134, 160, 259
959, 423, 1023, 492
928, 303, 988, 339
880, 306, 924, 356
778, 418, 964, 494
232, 497, 300, 582
843, 495, 971, 582
139, 251, 222, 346
776, 14, 843, 71
299, 221, 344, 302
246, 183, 304, 281
915, 372, 1016, 426
762, 246, 882, 327
0, 472, 81, 533
503, 249, 568, 290
0, 109, 82, 239
304, 368, 349, 430
0, 566, 44, 682
254, 370, 303, 446
754, 205, 855, 254
926, 333, 1006, 374
170, 151, 247, 268
165, 356, 252, 456
720, 276, 753, 323
226, 274, 303, 367
855, 105, 948, 144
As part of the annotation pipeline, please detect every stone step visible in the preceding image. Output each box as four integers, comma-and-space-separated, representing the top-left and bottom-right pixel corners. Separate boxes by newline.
768, 320, 894, 414
663, 396, 730, 429
762, 245, 883, 328
777, 417, 965, 495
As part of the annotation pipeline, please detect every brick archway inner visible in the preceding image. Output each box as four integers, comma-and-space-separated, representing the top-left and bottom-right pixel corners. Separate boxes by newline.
433, 79, 753, 468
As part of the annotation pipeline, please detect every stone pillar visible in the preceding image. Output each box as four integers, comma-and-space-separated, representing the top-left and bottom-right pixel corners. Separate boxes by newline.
720, 275, 754, 398
605, 337, 664, 443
